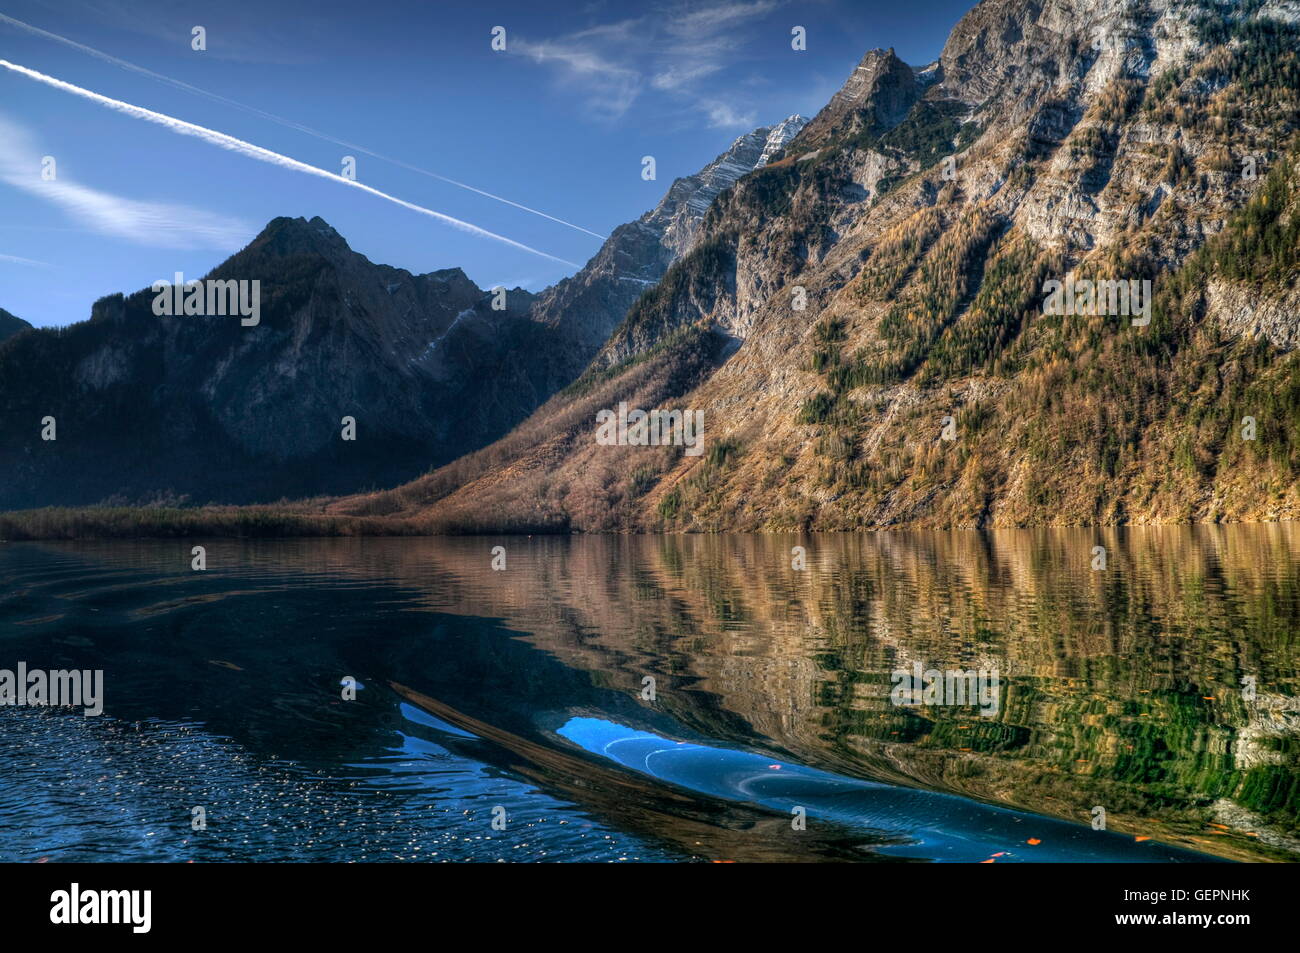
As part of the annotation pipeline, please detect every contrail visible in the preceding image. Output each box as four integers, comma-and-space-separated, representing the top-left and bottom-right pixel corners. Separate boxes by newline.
0, 251, 50, 266
0, 13, 607, 240
0, 58, 580, 267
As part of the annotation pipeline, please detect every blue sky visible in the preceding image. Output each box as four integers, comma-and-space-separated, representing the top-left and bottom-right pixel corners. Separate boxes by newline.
0, 0, 975, 327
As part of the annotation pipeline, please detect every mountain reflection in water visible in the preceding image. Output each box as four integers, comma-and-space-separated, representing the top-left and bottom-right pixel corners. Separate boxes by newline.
1, 526, 1296, 862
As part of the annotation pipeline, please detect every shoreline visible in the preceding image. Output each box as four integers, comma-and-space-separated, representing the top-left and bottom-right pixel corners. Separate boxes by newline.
4, 503, 1300, 541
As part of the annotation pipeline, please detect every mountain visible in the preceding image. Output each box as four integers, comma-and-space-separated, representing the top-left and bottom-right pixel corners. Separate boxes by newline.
529, 115, 808, 359
0, 216, 552, 507
652, 115, 811, 259
0, 119, 807, 510
0, 308, 31, 343
334, 0, 1300, 533
792, 48, 923, 150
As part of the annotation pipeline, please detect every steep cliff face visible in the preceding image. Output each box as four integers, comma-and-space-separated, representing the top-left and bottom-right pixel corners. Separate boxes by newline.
342, 0, 1300, 533
652, 116, 811, 258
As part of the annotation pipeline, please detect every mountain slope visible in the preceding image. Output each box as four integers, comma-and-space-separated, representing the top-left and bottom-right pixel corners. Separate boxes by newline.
0, 118, 804, 510
335, 0, 1300, 533
0, 216, 550, 507
0, 308, 31, 343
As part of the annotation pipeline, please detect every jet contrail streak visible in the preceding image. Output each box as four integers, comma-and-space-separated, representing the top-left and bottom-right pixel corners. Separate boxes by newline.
0, 251, 51, 266
0, 58, 580, 267
0, 13, 607, 240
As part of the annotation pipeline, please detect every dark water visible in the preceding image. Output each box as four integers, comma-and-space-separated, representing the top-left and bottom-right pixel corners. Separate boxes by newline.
1, 527, 1297, 863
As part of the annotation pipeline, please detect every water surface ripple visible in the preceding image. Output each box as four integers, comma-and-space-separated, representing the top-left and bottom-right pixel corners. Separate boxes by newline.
1, 527, 1296, 862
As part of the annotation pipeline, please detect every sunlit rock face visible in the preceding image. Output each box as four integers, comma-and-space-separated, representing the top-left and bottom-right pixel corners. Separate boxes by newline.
793, 48, 922, 150
378, 0, 1300, 534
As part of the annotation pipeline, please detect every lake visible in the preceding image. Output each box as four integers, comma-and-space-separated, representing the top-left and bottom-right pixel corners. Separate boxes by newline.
1, 526, 1296, 862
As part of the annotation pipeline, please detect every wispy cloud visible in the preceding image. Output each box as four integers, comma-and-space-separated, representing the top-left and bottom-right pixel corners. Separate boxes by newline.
0, 112, 251, 249
515, 0, 786, 128
700, 100, 757, 129
666, 0, 781, 37
512, 37, 642, 121
650, 62, 724, 93
0, 60, 580, 267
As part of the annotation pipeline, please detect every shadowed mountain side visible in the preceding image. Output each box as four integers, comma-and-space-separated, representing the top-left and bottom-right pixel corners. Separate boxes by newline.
0, 307, 32, 343
0, 216, 557, 507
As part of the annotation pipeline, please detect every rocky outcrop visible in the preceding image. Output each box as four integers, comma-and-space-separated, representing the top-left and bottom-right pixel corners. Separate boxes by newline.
1208, 279, 1300, 351
793, 49, 922, 148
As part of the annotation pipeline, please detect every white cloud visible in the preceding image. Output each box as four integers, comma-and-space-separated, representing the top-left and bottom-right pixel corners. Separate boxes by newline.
701, 100, 758, 129
516, 0, 786, 126
0, 112, 251, 249
513, 38, 642, 120
651, 62, 724, 93
665, 0, 781, 38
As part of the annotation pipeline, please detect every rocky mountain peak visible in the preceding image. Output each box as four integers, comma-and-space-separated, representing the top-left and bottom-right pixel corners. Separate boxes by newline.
759, 114, 811, 162
648, 115, 811, 257
234, 215, 354, 268
794, 47, 921, 148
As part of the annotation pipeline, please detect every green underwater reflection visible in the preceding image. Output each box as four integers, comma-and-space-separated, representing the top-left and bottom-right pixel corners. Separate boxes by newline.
0, 523, 1296, 861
